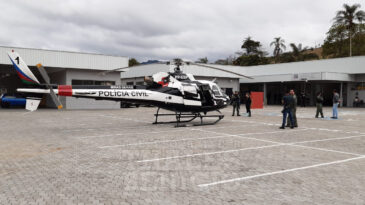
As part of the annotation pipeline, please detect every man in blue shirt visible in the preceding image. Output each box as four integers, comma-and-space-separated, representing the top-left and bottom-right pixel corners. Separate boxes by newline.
331, 89, 340, 119
280, 91, 294, 129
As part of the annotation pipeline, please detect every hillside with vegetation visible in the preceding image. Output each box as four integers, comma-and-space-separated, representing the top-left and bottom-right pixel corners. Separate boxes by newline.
212, 3, 365, 66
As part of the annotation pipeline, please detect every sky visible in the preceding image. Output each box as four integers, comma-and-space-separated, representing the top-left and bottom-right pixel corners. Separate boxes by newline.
0, 0, 362, 62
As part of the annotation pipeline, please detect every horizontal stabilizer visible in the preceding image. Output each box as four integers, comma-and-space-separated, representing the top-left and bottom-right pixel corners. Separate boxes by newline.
25, 98, 41, 111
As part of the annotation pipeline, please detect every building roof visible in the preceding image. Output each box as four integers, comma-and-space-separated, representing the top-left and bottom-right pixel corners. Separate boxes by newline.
0, 46, 128, 71
238, 56, 365, 83
121, 56, 365, 83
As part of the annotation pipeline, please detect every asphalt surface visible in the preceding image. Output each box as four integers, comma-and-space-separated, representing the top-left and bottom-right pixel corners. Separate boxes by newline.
0, 106, 364, 204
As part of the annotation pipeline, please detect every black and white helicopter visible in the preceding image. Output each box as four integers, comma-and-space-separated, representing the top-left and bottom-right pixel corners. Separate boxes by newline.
8, 51, 252, 126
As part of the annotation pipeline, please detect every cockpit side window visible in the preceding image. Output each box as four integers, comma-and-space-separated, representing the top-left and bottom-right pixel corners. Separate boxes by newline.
211, 85, 222, 96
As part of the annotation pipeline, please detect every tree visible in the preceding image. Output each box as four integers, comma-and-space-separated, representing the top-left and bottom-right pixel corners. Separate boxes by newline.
215, 56, 235, 65
270, 37, 286, 62
241, 37, 262, 55
233, 36, 270, 66
128, 58, 140, 67
233, 54, 268, 66
302, 53, 319, 61
322, 24, 348, 57
288, 43, 311, 61
334, 3, 365, 56
214, 59, 228, 65
290, 43, 308, 58
278, 53, 296, 63
195, 57, 208, 64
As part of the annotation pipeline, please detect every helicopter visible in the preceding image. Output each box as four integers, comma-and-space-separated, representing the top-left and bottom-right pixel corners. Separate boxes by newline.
7, 50, 252, 127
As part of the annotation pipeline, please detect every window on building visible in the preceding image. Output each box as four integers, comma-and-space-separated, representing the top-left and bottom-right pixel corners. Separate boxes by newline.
126, 82, 134, 86
72, 80, 115, 85
136, 81, 144, 85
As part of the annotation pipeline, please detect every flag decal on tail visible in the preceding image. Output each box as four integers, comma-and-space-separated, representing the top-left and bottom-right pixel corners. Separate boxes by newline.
8, 51, 40, 85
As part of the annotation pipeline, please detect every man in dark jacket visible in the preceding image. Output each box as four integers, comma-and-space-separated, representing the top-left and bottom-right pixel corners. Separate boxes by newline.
280, 91, 294, 129
286, 89, 298, 127
231, 91, 241, 116
315, 92, 324, 118
245, 92, 252, 117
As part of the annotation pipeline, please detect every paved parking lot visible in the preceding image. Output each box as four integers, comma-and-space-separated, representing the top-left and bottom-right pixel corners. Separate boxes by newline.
0, 106, 364, 204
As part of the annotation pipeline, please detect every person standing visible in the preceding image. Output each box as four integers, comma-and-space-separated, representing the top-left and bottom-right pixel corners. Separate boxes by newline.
286, 89, 298, 127
245, 92, 252, 117
315, 92, 324, 118
332, 89, 340, 119
231, 91, 241, 116
280, 91, 294, 129
354, 96, 360, 107
300, 92, 306, 107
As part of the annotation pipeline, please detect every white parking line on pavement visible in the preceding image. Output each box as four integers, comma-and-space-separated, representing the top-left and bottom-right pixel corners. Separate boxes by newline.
238, 129, 309, 137
198, 155, 365, 187
99, 129, 296, 149
230, 119, 362, 134
197, 128, 309, 144
136, 130, 363, 163
99, 135, 228, 148
293, 134, 365, 144
136, 144, 283, 163
289, 144, 362, 157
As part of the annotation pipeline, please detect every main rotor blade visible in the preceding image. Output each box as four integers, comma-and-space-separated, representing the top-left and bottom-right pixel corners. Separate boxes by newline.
190, 63, 253, 79
36, 64, 63, 109
98, 61, 168, 76
98, 66, 130, 76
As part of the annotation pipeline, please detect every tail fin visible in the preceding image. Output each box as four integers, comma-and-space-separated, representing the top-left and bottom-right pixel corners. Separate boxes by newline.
8, 51, 40, 85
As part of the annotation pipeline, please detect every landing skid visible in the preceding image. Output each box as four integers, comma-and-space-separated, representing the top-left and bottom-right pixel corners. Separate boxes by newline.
153, 107, 224, 127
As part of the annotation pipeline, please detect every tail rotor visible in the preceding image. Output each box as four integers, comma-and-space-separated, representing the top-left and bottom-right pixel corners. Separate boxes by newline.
36, 63, 63, 109
8, 51, 63, 110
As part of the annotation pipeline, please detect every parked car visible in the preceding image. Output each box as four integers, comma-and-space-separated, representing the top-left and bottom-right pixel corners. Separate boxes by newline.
0, 94, 26, 108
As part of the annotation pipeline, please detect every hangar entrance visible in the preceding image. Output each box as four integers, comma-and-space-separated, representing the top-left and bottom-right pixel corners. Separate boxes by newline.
0, 65, 23, 95
224, 88, 233, 97
241, 82, 345, 106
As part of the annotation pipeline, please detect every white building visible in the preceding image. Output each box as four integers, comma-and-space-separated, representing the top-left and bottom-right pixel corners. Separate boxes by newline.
237, 56, 365, 107
0, 46, 128, 109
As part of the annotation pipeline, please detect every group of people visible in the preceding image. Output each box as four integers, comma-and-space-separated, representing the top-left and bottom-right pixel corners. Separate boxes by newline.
280, 89, 298, 129
231, 89, 341, 129
280, 89, 340, 129
231, 91, 251, 117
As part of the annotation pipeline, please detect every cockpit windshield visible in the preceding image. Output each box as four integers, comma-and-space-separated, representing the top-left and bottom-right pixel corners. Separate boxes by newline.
211, 84, 222, 96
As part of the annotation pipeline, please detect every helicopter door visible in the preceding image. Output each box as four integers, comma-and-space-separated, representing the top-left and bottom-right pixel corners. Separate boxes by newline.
199, 84, 214, 106
182, 84, 201, 106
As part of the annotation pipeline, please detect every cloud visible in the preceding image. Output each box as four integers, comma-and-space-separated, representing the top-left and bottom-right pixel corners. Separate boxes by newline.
0, 0, 361, 62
